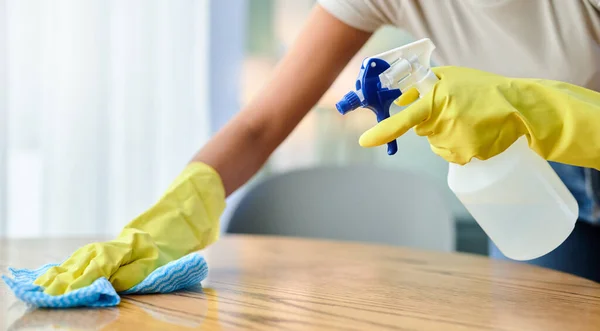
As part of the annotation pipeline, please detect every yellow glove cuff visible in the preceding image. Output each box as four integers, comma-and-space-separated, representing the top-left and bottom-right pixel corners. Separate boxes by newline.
124, 161, 226, 259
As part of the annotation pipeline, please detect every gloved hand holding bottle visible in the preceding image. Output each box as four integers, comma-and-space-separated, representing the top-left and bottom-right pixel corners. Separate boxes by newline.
34, 162, 225, 295
359, 66, 600, 170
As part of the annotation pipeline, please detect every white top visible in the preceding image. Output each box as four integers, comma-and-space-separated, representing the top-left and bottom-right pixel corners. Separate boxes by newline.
318, 0, 600, 92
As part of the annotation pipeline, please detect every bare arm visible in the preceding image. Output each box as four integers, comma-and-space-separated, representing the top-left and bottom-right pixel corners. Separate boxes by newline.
191, 5, 371, 196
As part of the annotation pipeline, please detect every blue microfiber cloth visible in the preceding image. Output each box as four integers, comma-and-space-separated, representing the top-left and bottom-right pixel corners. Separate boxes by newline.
1, 252, 208, 308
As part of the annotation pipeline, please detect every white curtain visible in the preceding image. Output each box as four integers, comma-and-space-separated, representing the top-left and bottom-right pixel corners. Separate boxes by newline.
1, 0, 211, 237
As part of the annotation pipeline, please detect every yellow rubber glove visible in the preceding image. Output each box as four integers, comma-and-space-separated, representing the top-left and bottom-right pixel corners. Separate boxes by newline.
34, 162, 225, 295
359, 66, 600, 170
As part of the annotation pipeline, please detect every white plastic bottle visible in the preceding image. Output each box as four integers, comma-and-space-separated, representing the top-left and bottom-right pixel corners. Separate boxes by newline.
447, 136, 578, 260
394, 41, 579, 261
338, 38, 579, 260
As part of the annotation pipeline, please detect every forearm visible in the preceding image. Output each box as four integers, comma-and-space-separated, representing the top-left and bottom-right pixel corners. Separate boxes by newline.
192, 71, 331, 197
191, 5, 371, 196
190, 114, 270, 196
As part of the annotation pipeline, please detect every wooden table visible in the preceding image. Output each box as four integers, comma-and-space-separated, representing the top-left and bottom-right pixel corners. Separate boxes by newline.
1, 235, 600, 330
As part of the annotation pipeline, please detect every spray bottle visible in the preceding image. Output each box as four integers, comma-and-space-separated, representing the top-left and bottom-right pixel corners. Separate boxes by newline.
336, 38, 578, 261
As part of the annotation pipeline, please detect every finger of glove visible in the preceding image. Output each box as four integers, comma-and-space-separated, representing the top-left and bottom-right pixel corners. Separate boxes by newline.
394, 87, 420, 106
33, 266, 68, 288
38, 241, 132, 295
33, 248, 96, 288
61, 256, 119, 294
47, 243, 133, 295
359, 98, 430, 147
39, 251, 99, 295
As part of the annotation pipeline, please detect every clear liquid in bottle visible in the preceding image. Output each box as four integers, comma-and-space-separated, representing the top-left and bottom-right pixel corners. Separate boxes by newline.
447, 136, 578, 261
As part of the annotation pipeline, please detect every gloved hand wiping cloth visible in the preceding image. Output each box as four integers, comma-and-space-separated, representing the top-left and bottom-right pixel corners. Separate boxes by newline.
2, 162, 225, 307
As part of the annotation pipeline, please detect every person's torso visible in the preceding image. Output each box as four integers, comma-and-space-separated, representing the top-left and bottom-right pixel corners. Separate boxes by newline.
395, 0, 600, 91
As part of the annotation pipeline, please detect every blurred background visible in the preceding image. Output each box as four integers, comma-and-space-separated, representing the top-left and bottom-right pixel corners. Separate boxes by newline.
0, 0, 488, 254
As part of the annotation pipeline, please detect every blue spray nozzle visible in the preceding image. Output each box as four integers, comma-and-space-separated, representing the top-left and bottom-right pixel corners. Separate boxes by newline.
336, 38, 438, 156
336, 58, 402, 155
336, 91, 361, 114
